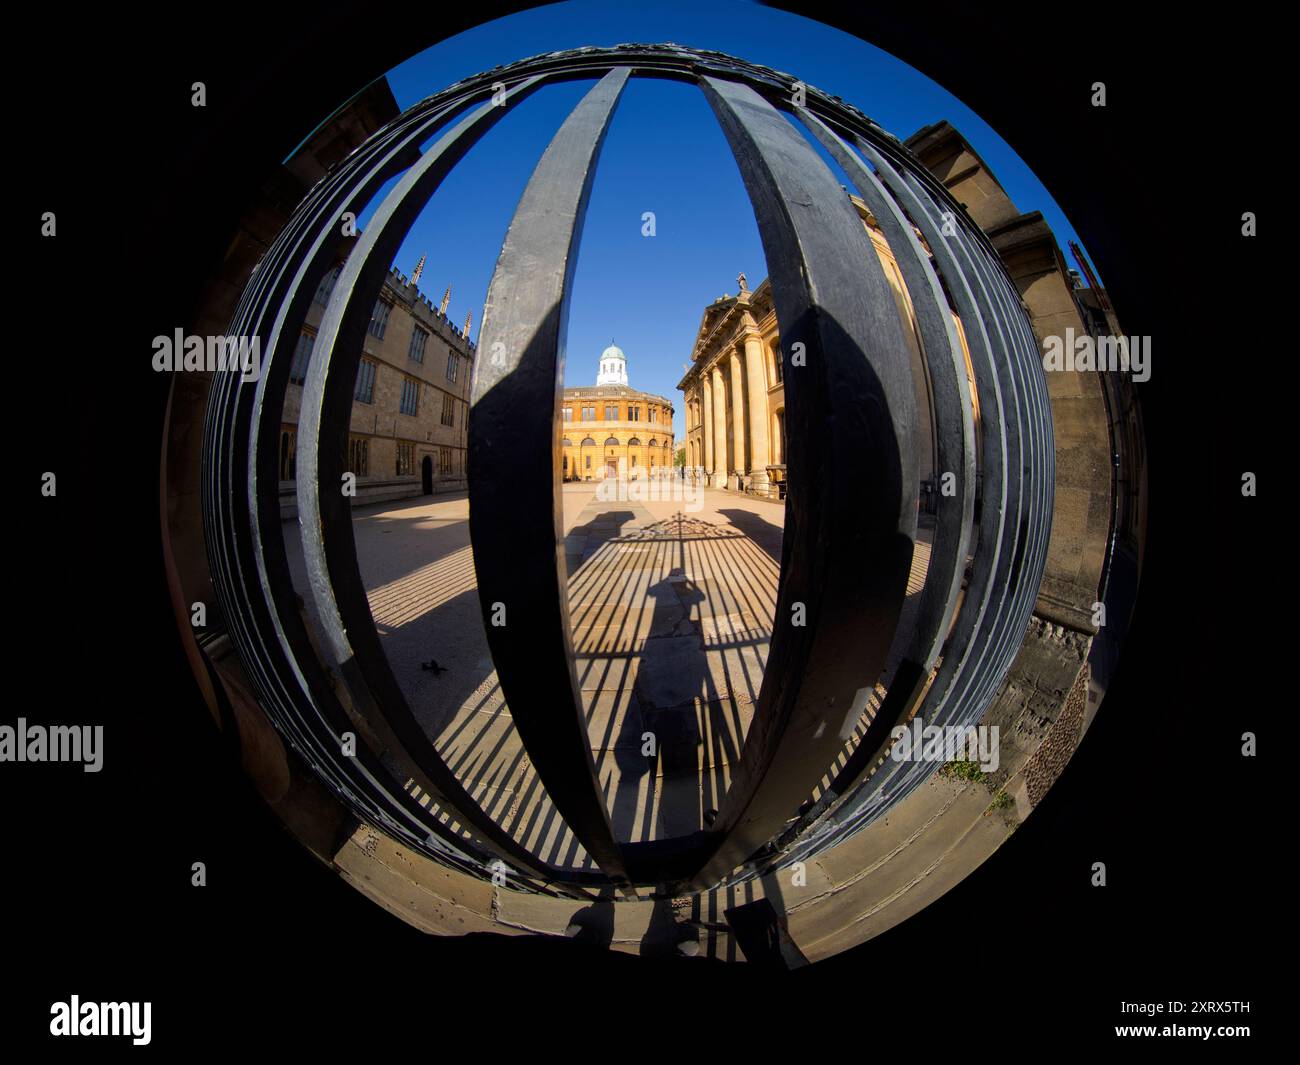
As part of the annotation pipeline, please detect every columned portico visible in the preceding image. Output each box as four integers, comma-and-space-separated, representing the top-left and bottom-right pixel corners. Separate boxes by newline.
680, 210, 942, 502
678, 274, 786, 499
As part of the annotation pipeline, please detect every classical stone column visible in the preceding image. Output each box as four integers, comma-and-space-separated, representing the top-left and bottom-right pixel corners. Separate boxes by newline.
710, 366, 729, 489
701, 382, 714, 484
742, 330, 771, 494
729, 350, 746, 491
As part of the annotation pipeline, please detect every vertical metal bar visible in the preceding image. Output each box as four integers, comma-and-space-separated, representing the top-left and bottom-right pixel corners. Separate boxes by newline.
467, 68, 632, 883
684, 75, 918, 891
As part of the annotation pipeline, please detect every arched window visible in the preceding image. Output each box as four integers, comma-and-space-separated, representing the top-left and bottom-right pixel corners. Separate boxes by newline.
647, 438, 657, 448
604, 437, 620, 447
561, 437, 573, 447
627, 437, 641, 447
580, 436, 596, 446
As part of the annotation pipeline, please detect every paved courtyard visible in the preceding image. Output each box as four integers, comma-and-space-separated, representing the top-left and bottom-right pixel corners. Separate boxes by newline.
284, 482, 930, 872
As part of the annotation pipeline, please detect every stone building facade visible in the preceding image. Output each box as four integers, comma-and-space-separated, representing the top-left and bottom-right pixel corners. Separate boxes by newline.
559, 344, 675, 481
678, 197, 962, 499
277, 266, 476, 516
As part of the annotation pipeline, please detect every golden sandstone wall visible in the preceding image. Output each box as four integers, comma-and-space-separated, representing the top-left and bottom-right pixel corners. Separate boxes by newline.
278, 268, 475, 512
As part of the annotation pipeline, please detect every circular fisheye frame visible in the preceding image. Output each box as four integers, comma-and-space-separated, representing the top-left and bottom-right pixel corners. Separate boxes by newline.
163, 38, 1144, 965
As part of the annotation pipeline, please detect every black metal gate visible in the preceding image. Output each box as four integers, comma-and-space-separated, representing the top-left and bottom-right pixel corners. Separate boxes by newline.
201, 44, 1053, 898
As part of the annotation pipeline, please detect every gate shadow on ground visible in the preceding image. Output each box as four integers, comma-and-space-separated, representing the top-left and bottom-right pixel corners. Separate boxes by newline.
346, 501, 783, 872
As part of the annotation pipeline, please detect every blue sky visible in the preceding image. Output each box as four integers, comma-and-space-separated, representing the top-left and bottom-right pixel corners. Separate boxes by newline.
346, 0, 1095, 444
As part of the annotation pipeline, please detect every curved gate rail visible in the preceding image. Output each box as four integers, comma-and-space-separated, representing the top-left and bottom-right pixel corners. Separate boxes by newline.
201, 43, 1054, 896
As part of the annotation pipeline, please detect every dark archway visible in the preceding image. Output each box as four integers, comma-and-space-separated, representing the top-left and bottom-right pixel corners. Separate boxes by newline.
421, 454, 433, 495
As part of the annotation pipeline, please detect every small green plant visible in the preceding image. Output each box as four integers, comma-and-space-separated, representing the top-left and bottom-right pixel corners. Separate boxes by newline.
990, 790, 1014, 810
940, 759, 984, 783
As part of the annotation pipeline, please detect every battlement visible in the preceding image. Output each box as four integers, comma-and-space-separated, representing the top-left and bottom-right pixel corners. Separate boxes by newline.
382, 266, 477, 352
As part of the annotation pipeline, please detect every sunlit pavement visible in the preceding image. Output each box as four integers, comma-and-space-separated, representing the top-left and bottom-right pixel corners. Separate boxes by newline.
284, 482, 930, 871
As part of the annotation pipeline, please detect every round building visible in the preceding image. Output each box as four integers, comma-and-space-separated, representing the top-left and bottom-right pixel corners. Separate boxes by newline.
560, 344, 676, 481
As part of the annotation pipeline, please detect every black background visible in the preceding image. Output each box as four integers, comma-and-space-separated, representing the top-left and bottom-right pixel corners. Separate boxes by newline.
8, 0, 1275, 1051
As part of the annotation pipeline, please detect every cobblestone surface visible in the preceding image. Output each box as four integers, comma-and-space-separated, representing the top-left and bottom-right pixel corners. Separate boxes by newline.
1024, 662, 1089, 807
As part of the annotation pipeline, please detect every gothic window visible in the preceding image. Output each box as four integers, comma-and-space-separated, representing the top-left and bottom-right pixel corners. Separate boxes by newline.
354, 360, 376, 403
396, 441, 414, 476
279, 428, 296, 481
312, 266, 340, 307
400, 377, 419, 416
408, 326, 428, 363
348, 436, 369, 477
289, 330, 314, 385
368, 299, 393, 340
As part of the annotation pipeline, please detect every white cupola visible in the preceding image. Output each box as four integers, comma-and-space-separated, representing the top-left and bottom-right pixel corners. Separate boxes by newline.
596, 343, 629, 386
